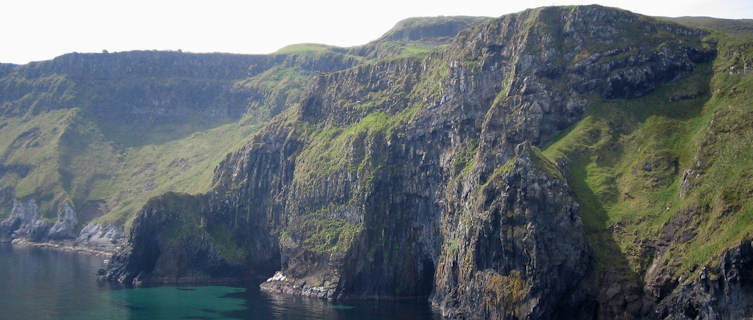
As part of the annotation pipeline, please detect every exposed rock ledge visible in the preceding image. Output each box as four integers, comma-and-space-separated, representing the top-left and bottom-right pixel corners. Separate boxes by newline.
260, 271, 338, 300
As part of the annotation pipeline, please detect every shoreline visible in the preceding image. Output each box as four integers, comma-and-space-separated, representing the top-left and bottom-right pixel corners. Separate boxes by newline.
8, 238, 115, 257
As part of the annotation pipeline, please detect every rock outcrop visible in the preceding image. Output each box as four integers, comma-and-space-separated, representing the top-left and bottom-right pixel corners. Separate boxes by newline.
104, 193, 252, 285
0, 199, 47, 242
432, 143, 589, 319
656, 241, 753, 319
0, 197, 123, 252
75, 223, 123, 252
47, 202, 78, 240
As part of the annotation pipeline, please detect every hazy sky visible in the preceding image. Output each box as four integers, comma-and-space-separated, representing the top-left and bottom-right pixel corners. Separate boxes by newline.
3, 0, 752, 64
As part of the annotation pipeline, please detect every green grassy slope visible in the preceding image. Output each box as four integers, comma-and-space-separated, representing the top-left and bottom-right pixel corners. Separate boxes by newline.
0, 104, 264, 227
542, 32, 753, 278
669, 16, 753, 39
0, 51, 341, 228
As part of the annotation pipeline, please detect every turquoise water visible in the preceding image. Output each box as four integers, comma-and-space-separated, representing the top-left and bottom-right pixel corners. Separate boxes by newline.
0, 245, 439, 320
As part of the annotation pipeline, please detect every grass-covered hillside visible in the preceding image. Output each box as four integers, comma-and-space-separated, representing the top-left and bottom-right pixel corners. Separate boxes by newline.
542, 25, 753, 290
0, 52, 270, 228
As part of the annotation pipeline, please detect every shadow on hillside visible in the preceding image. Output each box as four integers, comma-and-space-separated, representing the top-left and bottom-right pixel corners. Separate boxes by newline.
563, 63, 714, 316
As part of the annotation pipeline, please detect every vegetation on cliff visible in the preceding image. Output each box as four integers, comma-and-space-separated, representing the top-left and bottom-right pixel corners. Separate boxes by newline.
3, 5, 753, 319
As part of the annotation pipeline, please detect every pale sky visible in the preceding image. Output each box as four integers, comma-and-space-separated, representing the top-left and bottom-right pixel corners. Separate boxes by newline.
2, 0, 751, 64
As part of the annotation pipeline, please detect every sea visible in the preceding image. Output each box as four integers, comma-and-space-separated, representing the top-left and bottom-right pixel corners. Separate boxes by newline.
0, 244, 440, 320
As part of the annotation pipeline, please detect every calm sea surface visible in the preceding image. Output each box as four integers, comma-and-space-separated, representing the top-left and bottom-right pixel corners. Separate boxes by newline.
0, 245, 440, 320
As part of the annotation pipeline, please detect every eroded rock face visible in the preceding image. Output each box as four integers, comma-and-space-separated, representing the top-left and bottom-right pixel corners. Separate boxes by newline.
432, 143, 590, 319
105, 5, 716, 319
75, 223, 123, 252
103, 193, 261, 286
0, 194, 128, 254
48, 202, 78, 240
0, 198, 123, 249
655, 241, 753, 319
0, 199, 48, 242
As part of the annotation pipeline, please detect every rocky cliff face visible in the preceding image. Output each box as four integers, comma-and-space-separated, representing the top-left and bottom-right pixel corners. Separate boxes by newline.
432, 143, 589, 319
102, 5, 747, 319
656, 241, 753, 319
0, 199, 45, 241
0, 45, 368, 252
0, 12, 482, 252
0, 196, 123, 252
